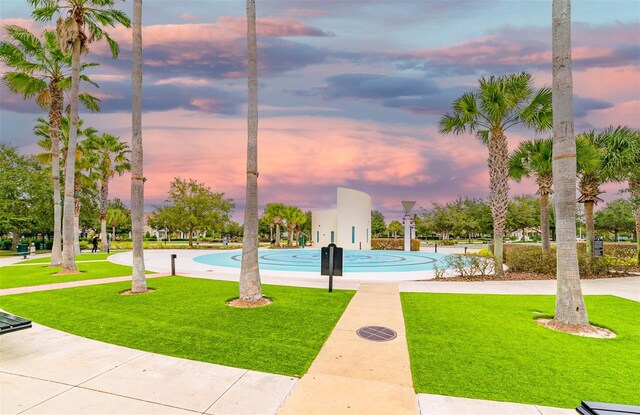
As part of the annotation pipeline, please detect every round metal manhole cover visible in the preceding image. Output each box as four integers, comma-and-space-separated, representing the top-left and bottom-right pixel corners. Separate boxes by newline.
356, 326, 397, 342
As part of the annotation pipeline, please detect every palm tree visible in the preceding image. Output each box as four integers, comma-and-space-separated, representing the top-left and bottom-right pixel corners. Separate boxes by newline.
594, 126, 640, 264
552, 0, 589, 327
440, 72, 552, 276
130, 0, 146, 292
509, 139, 554, 251
238, 0, 263, 304
283, 206, 307, 246
31, 0, 130, 273
0, 25, 98, 267
35, 116, 98, 254
575, 131, 605, 259
264, 203, 286, 247
85, 133, 130, 252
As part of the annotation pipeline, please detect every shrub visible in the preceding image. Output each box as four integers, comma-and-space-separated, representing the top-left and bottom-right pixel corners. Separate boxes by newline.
444, 254, 495, 277
372, 238, 420, 251
503, 243, 633, 276
441, 240, 456, 246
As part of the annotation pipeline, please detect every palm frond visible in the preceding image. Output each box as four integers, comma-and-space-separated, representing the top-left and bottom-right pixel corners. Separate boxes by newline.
3, 72, 47, 98
79, 92, 101, 112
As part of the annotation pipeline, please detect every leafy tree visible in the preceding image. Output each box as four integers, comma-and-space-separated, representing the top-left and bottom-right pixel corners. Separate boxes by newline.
595, 199, 635, 242
106, 198, 130, 240
440, 72, 552, 275
506, 195, 539, 238
31, 0, 130, 273
84, 133, 130, 251
238, 0, 262, 303
552, 0, 588, 326
0, 145, 52, 248
154, 178, 234, 247
371, 210, 386, 237
388, 220, 403, 237
1, 25, 98, 266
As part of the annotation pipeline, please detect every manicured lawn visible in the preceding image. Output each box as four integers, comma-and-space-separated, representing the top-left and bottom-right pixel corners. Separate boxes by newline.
0, 277, 355, 376
19, 251, 125, 264
401, 293, 640, 408
0, 261, 144, 289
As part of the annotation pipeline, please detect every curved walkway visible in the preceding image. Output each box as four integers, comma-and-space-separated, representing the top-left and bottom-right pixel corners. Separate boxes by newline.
2, 252, 638, 414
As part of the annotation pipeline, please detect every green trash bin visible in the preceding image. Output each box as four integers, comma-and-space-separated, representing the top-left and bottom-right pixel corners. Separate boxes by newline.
16, 244, 28, 257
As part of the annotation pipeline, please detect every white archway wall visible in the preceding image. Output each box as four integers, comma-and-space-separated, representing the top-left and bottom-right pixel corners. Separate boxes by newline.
337, 187, 371, 250
312, 209, 337, 247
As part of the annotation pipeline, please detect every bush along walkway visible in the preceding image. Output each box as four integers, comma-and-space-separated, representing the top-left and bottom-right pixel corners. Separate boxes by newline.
279, 283, 418, 414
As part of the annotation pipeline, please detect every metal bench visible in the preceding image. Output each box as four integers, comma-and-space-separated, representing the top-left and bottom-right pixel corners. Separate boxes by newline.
0, 311, 32, 334
576, 401, 640, 415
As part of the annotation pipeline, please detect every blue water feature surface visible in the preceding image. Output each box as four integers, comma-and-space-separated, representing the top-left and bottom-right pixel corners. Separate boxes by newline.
194, 249, 449, 273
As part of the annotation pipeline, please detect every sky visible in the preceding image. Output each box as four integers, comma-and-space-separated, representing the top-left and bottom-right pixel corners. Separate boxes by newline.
1, 0, 639, 223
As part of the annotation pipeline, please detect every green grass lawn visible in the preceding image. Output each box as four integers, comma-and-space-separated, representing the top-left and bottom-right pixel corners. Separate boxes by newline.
401, 293, 640, 408
18, 251, 123, 264
0, 277, 354, 376
0, 261, 144, 289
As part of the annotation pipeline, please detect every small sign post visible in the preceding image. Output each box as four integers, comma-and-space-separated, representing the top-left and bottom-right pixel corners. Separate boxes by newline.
593, 237, 604, 258
321, 243, 343, 292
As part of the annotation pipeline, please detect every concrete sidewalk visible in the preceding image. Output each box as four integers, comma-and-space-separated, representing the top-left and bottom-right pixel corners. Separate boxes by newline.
0, 323, 297, 414
279, 284, 417, 414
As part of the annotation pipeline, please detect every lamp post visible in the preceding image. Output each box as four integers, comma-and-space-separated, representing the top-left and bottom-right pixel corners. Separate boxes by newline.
402, 201, 416, 252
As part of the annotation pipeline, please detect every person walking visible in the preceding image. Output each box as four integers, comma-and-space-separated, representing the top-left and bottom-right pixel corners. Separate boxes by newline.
91, 235, 99, 253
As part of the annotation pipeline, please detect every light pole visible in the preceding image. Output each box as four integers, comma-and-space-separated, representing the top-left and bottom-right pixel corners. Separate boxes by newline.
402, 201, 416, 252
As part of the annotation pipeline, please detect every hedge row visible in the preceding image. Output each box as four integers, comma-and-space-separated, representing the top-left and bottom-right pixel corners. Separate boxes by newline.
371, 238, 421, 251
503, 243, 638, 276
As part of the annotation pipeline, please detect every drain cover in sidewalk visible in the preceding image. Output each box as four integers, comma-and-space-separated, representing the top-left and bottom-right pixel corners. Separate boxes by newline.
356, 326, 397, 342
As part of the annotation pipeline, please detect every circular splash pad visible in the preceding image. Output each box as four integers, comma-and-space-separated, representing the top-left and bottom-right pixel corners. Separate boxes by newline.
194, 249, 448, 273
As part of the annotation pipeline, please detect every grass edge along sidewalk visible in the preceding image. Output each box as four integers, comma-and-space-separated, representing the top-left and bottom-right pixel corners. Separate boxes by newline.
401, 293, 640, 409
0, 260, 152, 289
0, 276, 355, 377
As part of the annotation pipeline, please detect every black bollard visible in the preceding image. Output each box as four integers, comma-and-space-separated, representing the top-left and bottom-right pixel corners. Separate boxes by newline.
328, 245, 334, 293
435, 243, 438, 253
464, 247, 468, 254
171, 254, 177, 276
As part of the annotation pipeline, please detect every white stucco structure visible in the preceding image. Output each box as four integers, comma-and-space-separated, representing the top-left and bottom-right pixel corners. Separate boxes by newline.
312, 187, 372, 250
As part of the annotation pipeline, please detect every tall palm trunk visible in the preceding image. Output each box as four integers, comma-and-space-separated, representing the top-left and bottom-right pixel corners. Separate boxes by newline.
99, 175, 109, 252
584, 200, 595, 258
49, 84, 63, 266
239, 0, 262, 302
131, 0, 147, 293
629, 177, 640, 265
488, 129, 509, 276
275, 222, 281, 247
74, 179, 81, 254
552, 0, 588, 326
540, 193, 551, 251
61, 39, 81, 273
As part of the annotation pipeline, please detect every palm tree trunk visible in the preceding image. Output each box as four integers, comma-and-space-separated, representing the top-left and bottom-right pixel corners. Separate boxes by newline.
552, 0, 588, 326
60, 38, 81, 273
50, 85, 63, 267
629, 177, 640, 265
584, 201, 594, 259
130, 0, 147, 293
99, 177, 109, 252
11, 227, 19, 251
74, 193, 81, 255
488, 129, 509, 276
276, 223, 281, 247
540, 193, 551, 251
239, 0, 262, 302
